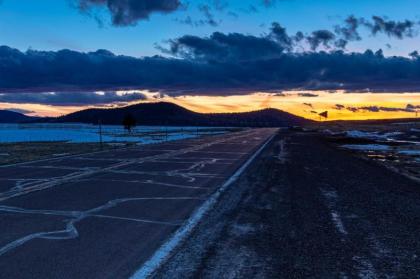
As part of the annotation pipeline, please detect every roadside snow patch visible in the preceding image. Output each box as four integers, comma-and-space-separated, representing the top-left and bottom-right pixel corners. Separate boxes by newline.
341, 144, 391, 151
397, 150, 420, 156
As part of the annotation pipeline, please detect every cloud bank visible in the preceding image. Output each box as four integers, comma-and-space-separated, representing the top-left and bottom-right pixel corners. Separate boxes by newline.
335, 104, 420, 113
2, 43, 420, 95
2, 20, 420, 96
0, 91, 146, 106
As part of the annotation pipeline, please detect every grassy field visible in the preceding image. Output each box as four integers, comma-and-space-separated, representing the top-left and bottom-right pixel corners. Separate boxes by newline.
0, 142, 123, 165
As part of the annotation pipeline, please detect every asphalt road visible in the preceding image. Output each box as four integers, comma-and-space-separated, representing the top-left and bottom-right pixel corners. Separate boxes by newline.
154, 131, 420, 278
0, 128, 276, 279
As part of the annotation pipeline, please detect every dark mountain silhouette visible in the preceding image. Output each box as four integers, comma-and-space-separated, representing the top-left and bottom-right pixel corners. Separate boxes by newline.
0, 110, 35, 123
53, 102, 310, 127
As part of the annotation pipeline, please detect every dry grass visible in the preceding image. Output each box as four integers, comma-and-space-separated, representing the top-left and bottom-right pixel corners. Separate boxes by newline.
0, 142, 123, 165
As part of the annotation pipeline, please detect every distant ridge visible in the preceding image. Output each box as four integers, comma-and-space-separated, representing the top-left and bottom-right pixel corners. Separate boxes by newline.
53, 102, 310, 127
0, 110, 35, 123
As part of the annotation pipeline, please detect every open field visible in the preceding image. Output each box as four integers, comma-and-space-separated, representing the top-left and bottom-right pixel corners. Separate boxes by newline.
0, 124, 233, 143
0, 124, 236, 165
0, 128, 275, 278
320, 121, 420, 182
0, 142, 115, 166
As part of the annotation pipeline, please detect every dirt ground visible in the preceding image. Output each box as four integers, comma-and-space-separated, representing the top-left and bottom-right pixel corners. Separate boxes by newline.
0, 142, 121, 165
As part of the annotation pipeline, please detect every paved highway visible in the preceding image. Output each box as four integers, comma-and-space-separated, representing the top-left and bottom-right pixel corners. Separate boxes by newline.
0, 128, 276, 278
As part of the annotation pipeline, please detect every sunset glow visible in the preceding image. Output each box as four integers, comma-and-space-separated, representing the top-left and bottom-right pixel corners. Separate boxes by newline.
2, 91, 419, 121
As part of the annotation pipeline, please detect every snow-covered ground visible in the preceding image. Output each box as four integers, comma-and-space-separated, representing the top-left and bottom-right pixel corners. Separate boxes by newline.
345, 130, 404, 141
397, 150, 420, 156
0, 124, 228, 143
329, 124, 420, 181
341, 144, 391, 151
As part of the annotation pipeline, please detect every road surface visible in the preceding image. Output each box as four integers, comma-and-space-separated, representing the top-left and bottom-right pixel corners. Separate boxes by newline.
0, 128, 276, 278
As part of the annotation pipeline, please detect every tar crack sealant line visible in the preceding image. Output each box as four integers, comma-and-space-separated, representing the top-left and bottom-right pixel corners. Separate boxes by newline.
130, 131, 277, 279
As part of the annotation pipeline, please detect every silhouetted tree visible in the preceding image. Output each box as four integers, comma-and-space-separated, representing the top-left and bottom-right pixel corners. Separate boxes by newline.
122, 113, 136, 133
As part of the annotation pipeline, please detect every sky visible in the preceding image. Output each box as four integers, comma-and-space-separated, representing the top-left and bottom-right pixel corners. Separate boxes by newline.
0, 0, 420, 120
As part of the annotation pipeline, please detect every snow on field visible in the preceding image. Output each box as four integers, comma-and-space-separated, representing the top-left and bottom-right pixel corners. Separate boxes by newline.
346, 130, 404, 140
0, 124, 227, 143
397, 150, 420, 156
346, 130, 384, 140
341, 144, 392, 151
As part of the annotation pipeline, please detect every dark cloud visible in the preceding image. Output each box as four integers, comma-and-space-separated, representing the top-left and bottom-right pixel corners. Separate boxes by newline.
365, 16, 416, 39
306, 30, 336, 50
409, 51, 419, 59
334, 15, 362, 41
4, 26, 420, 96
303, 102, 313, 108
162, 29, 288, 61
5, 108, 35, 115
335, 15, 418, 43
175, 1, 226, 27
0, 91, 146, 106
74, 0, 281, 27
175, 16, 195, 26
406, 104, 420, 110
345, 104, 419, 113
75, 0, 182, 26
164, 21, 313, 59
334, 104, 345, 110
334, 39, 348, 49
269, 22, 294, 51
197, 4, 219, 27
298, 93, 319, 97
346, 106, 359, 113
273, 92, 286, 97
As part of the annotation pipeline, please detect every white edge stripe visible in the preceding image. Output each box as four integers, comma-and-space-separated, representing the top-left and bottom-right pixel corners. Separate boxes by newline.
130, 132, 276, 279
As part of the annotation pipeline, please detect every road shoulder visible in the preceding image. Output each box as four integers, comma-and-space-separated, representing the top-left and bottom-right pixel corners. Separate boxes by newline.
153, 131, 420, 278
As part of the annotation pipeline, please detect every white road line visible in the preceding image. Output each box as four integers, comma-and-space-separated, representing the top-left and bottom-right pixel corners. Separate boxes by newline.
92, 215, 182, 226
320, 189, 348, 237
0, 130, 259, 202
320, 188, 379, 278
276, 139, 288, 163
76, 179, 207, 190
0, 196, 205, 257
130, 130, 277, 279
330, 211, 348, 236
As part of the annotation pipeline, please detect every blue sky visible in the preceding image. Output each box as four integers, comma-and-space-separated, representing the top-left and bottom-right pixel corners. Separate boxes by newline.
1, 0, 420, 57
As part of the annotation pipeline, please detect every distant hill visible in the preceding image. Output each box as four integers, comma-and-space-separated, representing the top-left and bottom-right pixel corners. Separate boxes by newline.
53, 102, 310, 127
0, 110, 35, 123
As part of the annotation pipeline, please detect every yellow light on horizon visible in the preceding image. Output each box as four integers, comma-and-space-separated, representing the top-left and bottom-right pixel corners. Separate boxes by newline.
1, 91, 419, 121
